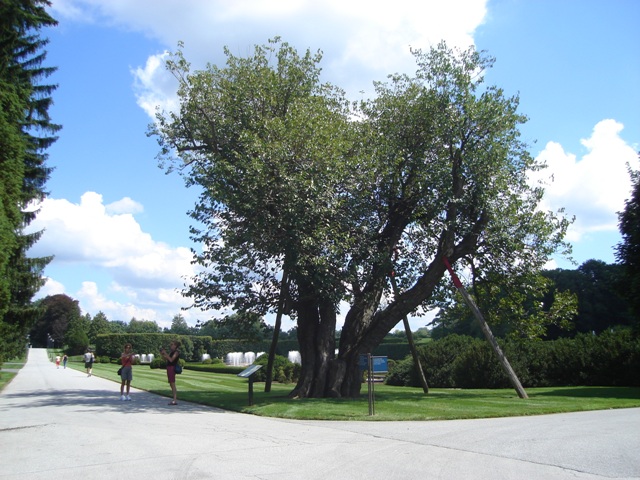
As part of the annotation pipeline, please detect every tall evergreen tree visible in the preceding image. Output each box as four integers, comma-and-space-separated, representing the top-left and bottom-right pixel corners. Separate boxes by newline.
0, 0, 58, 361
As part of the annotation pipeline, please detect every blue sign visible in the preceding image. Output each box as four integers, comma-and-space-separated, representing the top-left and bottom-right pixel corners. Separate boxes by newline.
372, 356, 388, 373
359, 355, 388, 372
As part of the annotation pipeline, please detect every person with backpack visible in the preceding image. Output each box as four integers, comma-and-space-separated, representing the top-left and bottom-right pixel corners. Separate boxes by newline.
83, 348, 95, 377
159, 340, 180, 405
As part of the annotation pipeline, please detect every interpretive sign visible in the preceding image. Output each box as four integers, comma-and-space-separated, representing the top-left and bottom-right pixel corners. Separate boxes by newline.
237, 364, 263, 405
237, 364, 262, 378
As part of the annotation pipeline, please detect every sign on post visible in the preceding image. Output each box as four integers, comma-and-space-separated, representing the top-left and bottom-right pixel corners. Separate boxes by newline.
359, 354, 388, 416
237, 364, 263, 406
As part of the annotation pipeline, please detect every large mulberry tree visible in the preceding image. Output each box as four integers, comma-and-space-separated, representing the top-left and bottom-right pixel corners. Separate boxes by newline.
152, 39, 570, 398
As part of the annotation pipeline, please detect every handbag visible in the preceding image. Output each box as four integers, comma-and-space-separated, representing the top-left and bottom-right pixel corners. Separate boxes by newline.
117, 367, 122, 375
174, 363, 183, 374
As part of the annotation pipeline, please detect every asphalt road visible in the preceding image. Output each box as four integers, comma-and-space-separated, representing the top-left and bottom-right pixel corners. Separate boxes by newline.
1, 348, 638, 480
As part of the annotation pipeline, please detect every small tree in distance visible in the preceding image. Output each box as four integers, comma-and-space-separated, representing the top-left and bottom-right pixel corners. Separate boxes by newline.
168, 313, 190, 335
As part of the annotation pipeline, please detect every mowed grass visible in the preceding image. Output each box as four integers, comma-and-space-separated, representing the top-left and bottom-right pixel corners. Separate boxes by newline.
0, 371, 17, 390
67, 360, 640, 421
0, 355, 27, 391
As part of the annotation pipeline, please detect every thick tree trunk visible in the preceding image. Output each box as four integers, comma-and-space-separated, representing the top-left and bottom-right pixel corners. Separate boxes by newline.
311, 300, 336, 396
292, 221, 481, 398
289, 291, 336, 398
290, 297, 318, 398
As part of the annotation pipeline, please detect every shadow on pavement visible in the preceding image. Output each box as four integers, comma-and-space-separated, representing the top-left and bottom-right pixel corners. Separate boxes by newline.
0, 388, 229, 415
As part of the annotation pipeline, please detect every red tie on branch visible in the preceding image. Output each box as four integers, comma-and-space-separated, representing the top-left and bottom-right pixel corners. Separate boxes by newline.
442, 256, 463, 289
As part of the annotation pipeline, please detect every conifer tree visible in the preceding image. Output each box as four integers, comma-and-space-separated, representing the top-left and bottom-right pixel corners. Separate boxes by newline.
0, 0, 58, 361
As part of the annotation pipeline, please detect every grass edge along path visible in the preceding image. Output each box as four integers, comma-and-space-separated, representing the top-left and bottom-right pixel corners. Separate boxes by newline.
63, 361, 640, 421
0, 355, 27, 392
0, 371, 17, 392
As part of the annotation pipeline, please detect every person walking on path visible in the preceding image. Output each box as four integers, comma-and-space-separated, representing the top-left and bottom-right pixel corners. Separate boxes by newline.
159, 340, 180, 405
62, 354, 68, 369
83, 348, 94, 376
55, 355, 61, 368
119, 343, 135, 401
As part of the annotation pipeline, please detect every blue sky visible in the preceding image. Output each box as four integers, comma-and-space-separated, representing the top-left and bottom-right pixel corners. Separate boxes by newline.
30, 0, 639, 331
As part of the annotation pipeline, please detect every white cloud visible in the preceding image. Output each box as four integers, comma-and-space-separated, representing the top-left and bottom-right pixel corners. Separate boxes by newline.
30, 192, 153, 264
132, 51, 179, 118
76, 281, 156, 321
532, 119, 638, 242
105, 197, 144, 215
51, 0, 488, 115
38, 278, 67, 297
28, 192, 203, 327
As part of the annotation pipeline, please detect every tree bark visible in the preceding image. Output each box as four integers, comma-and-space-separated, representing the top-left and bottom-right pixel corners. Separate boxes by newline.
289, 283, 337, 398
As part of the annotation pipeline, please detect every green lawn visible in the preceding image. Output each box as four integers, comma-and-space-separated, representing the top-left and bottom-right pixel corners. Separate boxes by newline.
66, 360, 640, 421
0, 371, 17, 391
0, 354, 27, 392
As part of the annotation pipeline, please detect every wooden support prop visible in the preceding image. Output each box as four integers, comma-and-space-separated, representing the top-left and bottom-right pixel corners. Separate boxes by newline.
390, 274, 429, 394
442, 257, 528, 399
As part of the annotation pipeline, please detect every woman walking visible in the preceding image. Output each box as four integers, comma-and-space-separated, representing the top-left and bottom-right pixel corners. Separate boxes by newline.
159, 340, 180, 405
120, 343, 135, 401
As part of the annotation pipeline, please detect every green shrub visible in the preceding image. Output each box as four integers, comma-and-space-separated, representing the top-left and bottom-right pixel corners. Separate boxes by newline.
386, 357, 419, 386
451, 340, 511, 388
421, 334, 474, 387
150, 358, 164, 369
149, 357, 185, 370
251, 354, 300, 383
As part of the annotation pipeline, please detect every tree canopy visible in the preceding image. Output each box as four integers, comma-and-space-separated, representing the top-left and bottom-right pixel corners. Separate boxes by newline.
151, 39, 570, 397
616, 159, 640, 323
29, 294, 81, 348
196, 312, 272, 342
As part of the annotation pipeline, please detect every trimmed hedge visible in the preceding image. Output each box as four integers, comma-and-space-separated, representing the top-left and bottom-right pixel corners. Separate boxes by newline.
386, 330, 640, 388
94, 334, 302, 365
95, 333, 213, 363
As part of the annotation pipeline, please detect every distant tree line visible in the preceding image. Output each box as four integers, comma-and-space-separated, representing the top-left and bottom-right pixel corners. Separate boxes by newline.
429, 259, 636, 341
28, 293, 297, 355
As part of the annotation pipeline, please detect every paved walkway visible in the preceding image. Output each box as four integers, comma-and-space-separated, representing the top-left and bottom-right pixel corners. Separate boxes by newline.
1, 348, 638, 480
